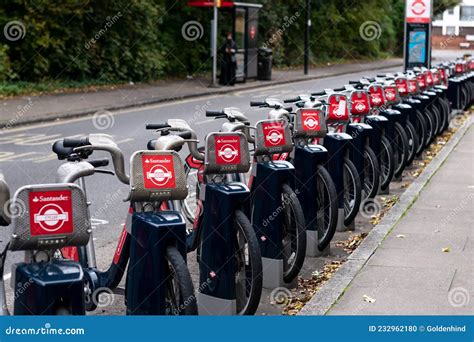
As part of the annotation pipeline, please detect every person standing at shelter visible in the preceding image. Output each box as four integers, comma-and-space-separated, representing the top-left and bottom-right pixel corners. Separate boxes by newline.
220, 32, 238, 86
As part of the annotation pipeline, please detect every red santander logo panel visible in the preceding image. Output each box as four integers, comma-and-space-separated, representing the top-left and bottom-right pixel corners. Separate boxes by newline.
262, 121, 286, 147
301, 109, 322, 131
29, 190, 73, 236
215, 135, 241, 165
142, 154, 176, 189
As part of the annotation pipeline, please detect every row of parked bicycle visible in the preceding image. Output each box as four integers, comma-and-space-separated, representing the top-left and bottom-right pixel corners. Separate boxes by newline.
0, 58, 472, 316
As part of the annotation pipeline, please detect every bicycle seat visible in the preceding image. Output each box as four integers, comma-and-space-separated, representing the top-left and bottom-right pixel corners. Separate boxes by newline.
0, 175, 11, 226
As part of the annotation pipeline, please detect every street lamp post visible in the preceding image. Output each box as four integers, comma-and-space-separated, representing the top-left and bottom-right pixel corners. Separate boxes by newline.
211, 0, 219, 86
304, 0, 311, 75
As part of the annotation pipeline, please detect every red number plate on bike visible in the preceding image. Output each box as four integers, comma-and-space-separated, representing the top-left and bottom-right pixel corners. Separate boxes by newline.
29, 190, 73, 236
141, 154, 176, 189
215, 135, 241, 165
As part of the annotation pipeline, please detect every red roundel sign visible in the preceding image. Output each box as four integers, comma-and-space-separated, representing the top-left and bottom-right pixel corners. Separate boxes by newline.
407, 79, 418, 94
384, 86, 398, 102
142, 154, 176, 189
351, 93, 370, 115
369, 87, 385, 107
215, 135, 241, 165
301, 109, 321, 131
395, 79, 408, 96
29, 190, 73, 236
406, 0, 431, 24
416, 74, 427, 89
262, 121, 286, 147
328, 95, 349, 121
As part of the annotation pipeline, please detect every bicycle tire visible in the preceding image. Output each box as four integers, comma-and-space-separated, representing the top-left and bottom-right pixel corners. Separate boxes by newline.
164, 246, 198, 315
414, 110, 427, 156
362, 146, 380, 200
393, 122, 409, 178
423, 107, 436, 147
343, 157, 362, 227
405, 120, 419, 166
281, 183, 306, 283
315, 165, 338, 251
234, 210, 262, 315
379, 135, 395, 191
431, 103, 442, 136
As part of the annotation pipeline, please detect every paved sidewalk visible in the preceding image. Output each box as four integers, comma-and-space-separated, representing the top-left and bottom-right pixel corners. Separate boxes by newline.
0, 58, 402, 128
328, 125, 474, 315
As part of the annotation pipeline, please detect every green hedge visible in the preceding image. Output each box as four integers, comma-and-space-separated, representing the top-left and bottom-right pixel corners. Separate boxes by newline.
0, 0, 460, 83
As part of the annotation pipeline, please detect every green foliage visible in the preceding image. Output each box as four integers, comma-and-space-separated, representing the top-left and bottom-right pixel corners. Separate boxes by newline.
1, 0, 458, 84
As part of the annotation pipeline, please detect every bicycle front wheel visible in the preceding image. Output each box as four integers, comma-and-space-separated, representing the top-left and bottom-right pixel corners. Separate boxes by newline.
315, 165, 338, 251
164, 246, 198, 315
234, 210, 263, 315
281, 183, 306, 283
343, 157, 362, 227
393, 122, 409, 178
362, 146, 380, 200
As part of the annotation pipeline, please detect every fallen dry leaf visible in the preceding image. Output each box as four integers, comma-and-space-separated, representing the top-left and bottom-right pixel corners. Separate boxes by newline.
363, 295, 376, 303
396, 234, 406, 239
442, 247, 450, 253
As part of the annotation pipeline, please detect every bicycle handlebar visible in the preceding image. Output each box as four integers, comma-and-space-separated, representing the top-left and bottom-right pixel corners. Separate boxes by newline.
146, 123, 171, 130
88, 158, 110, 168
283, 97, 300, 103
63, 137, 90, 148
250, 101, 266, 107
205, 110, 225, 117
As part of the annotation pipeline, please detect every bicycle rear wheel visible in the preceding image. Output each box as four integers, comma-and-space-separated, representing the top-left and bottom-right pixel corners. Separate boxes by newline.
164, 246, 198, 315
414, 110, 427, 156
281, 183, 306, 283
234, 210, 262, 315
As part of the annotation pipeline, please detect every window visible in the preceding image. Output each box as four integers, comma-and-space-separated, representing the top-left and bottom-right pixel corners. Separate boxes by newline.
460, 6, 474, 21
447, 8, 454, 15
446, 26, 456, 35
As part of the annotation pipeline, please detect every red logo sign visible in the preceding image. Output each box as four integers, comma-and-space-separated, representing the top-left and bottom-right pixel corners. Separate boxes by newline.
406, 0, 431, 23
328, 95, 349, 121
249, 26, 256, 40
384, 86, 398, 102
142, 154, 176, 189
455, 63, 463, 73
416, 74, 426, 89
29, 190, 73, 236
215, 135, 241, 165
351, 93, 370, 114
424, 71, 433, 86
408, 79, 418, 93
395, 79, 408, 96
262, 121, 286, 147
301, 109, 322, 130
369, 87, 385, 107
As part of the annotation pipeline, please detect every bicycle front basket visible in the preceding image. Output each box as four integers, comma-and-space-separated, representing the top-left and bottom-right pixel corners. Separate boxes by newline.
254, 119, 293, 156
129, 150, 188, 202
294, 108, 327, 138
204, 132, 250, 174
9, 183, 90, 251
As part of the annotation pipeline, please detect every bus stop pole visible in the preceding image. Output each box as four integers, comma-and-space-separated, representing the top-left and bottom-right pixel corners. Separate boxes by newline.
211, 1, 218, 86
